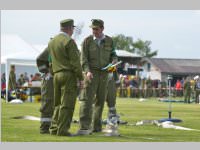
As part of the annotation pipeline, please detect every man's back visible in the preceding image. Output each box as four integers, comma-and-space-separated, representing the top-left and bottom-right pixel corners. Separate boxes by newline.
48, 33, 71, 73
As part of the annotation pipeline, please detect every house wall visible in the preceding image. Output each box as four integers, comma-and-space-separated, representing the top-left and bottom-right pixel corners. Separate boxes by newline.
143, 63, 161, 80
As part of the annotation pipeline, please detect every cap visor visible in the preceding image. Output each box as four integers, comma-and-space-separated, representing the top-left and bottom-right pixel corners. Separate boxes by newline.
89, 25, 99, 28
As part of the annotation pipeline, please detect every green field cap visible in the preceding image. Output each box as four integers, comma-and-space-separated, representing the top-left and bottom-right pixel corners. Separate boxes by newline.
60, 19, 75, 27
90, 19, 104, 28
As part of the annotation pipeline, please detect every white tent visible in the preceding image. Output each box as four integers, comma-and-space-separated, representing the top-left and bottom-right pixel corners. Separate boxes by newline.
1, 34, 41, 102
1, 34, 41, 63
33, 45, 47, 53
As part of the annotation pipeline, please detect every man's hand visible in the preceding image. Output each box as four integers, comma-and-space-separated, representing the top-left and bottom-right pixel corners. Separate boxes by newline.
86, 71, 93, 82
112, 59, 118, 64
78, 80, 84, 89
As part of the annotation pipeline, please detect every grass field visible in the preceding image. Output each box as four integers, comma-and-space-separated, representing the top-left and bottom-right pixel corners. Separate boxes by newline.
1, 97, 200, 142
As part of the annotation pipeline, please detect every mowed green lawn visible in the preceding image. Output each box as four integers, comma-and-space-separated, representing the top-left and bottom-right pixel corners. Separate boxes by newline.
1, 98, 200, 142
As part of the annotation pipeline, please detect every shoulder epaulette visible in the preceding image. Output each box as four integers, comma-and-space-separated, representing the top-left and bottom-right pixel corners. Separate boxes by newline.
84, 35, 93, 45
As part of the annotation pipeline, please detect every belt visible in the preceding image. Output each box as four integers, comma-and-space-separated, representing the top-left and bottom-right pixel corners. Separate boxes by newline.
54, 69, 72, 74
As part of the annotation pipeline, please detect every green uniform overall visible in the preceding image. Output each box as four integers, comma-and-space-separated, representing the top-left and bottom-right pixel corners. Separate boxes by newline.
8, 69, 16, 91
79, 35, 117, 131
36, 47, 54, 134
146, 78, 152, 98
195, 80, 200, 103
106, 71, 119, 116
184, 80, 191, 103
48, 32, 83, 136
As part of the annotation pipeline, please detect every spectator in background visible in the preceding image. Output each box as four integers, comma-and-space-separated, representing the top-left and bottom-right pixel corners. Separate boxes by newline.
24, 72, 29, 82
29, 73, 42, 96
119, 75, 127, 97
194, 75, 200, 104
17, 74, 25, 87
190, 77, 196, 101
123, 62, 129, 75
30, 74, 33, 81
175, 79, 182, 97
8, 65, 17, 91
181, 77, 185, 88
145, 76, 152, 98
130, 76, 139, 97
183, 76, 191, 103
8, 65, 17, 101
129, 76, 138, 88
124, 75, 130, 87
31, 73, 41, 81
1, 73, 6, 98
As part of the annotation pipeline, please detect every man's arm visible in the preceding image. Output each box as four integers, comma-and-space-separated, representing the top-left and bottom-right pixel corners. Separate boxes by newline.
81, 38, 90, 73
110, 39, 118, 64
68, 39, 84, 81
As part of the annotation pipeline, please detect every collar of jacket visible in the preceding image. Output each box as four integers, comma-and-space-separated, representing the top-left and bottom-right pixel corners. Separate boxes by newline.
93, 34, 105, 41
59, 31, 69, 37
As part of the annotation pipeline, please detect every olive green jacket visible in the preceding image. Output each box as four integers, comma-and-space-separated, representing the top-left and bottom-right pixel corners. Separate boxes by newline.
8, 71, 16, 90
48, 33, 83, 80
81, 35, 117, 72
36, 47, 50, 73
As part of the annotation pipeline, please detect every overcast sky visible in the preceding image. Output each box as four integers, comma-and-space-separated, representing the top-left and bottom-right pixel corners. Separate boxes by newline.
1, 10, 200, 59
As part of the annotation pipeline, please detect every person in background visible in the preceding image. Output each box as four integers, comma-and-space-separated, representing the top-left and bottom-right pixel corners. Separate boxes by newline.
30, 74, 33, 81
194, 75, 200, 104
1, 73, 6, 98
175, 79, 182, 97
183, 76, 191, 103
8, 65, 17, 91
17, 74, 25, 87
145, 76, 152, 98
8, 65, 17, 101
31, 73, 41, 81
24, 72, 29, 82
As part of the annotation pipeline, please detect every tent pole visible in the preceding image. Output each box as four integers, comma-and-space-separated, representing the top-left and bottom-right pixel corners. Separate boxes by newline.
5, 59, 10, 103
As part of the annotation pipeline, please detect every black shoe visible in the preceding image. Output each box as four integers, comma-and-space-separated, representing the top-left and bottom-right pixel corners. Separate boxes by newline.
50, 131, 57, 135
40, 130, 50, 134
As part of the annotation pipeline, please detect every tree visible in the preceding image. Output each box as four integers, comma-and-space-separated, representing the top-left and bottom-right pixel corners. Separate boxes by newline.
132, 39, 158, 58
112, 34, 135, 52
132, 39, 158, 78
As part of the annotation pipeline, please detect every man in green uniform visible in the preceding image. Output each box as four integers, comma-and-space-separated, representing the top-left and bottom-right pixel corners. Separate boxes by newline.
77, 19, 117, 135
8, 65, 17, 101
194, 75, 200, 104
36, 47, 54, 134
48, 19, 84, 136
8, 65, 17, 91
145, 76, 152, 98
183, 77, 191, 103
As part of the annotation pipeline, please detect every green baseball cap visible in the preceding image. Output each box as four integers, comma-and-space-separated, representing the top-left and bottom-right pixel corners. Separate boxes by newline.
60, 19, 75, 28
90, 19, 104, 28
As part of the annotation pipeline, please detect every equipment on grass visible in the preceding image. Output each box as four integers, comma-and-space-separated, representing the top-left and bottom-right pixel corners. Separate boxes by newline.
158, 98, 185, 103
135, 120, 200, 131
9, 99, 23, 104
158, 75, 182, 123
103, 114, 120, 136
